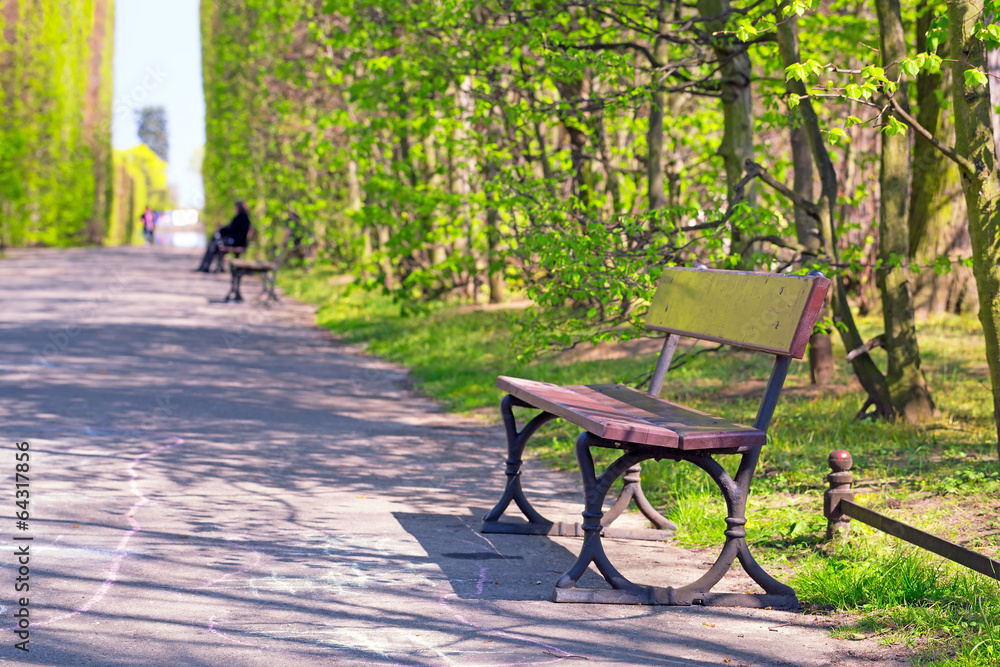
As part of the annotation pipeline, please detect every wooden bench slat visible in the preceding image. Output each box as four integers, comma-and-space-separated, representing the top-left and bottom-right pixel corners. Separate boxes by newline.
645, 268, 830, 358
577, 384, 764, 451
498, 376, 680, 447
231, 260, 277, 272
497, 376, 765, 451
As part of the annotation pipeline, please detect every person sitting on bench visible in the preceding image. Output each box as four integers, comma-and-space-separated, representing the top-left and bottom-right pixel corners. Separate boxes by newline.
195, 200, 252, 273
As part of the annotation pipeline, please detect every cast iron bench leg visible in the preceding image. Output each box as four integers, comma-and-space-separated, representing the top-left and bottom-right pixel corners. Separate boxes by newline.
554, 433, 654, 603
601, 463, 677, 539
225, 268, 244, 303
261, 272, 279, 304
554, 433, 797, 608
483, 394, 677, 540
482, 395, 562, 535
673, 449, 797, 607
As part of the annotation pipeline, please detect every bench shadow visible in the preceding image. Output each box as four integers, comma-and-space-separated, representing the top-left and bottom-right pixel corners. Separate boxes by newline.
392, 509, 613, 602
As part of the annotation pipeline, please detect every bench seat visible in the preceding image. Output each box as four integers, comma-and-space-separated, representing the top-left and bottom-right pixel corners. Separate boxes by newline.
497, 375, 765, 451
230, 259, 277, 273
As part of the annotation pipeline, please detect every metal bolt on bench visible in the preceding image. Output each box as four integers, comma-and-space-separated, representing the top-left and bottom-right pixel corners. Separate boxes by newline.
483, 267, 831, 607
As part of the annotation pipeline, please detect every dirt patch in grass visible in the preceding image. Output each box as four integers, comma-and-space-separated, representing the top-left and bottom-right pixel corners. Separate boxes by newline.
712, 377, 861, 402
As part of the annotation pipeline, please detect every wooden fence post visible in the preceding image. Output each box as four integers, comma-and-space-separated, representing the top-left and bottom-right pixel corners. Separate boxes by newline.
824, 449, 855, 541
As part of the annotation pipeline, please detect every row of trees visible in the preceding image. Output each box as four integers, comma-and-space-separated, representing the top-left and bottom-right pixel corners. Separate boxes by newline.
0, 0, 115, 246
0, 2, 172, 247
106, 144, 172, 246
204, 1, 999, 453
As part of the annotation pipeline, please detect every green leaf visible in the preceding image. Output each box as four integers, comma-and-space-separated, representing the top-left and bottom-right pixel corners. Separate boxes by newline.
965, 68, 989, 87
882, 116, 907, 137
862, 65, 885, 80
925, 15, 949, 53
735, 20, 758, 42
828, 127, 850, 145
782, 0, 812, 16
784, 63, 806, 82
901, 58, 919, 77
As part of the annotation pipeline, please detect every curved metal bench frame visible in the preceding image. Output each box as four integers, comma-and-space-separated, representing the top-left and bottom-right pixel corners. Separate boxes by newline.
481, 267, 831, 608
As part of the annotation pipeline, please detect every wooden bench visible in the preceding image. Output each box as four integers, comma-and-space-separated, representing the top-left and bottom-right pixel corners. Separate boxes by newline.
224, 228, 292, 304
212, 228, 253, 273
482, 267, 830, 608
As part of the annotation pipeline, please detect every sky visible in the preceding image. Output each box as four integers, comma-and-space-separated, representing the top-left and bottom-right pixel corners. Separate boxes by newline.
112, 0, 205, 209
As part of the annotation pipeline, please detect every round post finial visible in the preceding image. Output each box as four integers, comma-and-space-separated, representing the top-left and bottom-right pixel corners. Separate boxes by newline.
824, 450, 854, 541
829, 449, 852, 472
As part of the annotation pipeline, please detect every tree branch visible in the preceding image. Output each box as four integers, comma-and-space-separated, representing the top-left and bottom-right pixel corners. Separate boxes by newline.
557, 41, 663, 68
884, 94, 977, 175
682, 162, 761, 231
745, 159, 821, 219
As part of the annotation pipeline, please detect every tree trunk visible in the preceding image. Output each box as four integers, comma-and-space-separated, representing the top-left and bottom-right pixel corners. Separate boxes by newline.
775, 3, 894, 417
910, 2, 970, 317
783, 25, 833, 384
593, 107, 622, 214
949, 0, 1000, 465
698, 0, 754, 263
647, 0, 669, 213
874, 0, 936, 422
484, 118, 505, 303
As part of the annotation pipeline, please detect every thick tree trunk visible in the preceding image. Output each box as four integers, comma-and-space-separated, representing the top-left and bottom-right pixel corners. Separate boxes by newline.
776, 4, 894, 417
593, 108, 622, 214
484, 120, 505, 303
910, 3, 970, 317
780, 15, 832, 384
874, 0, 936, 422
698, 0, 754, 263
949, 0, 1000, 465
647, 1, 669, 213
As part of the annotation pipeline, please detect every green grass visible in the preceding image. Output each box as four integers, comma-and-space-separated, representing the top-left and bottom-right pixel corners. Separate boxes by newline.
282, 267, 1000, 666
793, 543, 1000, 666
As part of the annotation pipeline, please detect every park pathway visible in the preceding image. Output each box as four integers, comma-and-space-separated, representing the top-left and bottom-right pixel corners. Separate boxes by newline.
0, 247, 907, 666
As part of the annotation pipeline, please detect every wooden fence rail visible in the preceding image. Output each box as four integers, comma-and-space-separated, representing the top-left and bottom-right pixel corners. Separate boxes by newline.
823, 449, 1000, 582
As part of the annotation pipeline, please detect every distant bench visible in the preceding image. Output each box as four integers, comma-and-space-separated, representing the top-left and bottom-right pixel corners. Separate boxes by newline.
224, 228, 291, 304
482, 266, 830, 608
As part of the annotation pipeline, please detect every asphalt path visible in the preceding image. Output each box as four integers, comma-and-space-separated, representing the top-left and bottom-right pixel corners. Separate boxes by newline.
0, 247, 910, 666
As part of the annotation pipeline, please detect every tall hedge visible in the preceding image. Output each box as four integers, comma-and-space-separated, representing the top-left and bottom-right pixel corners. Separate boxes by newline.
106, 145, 171, 246
201, 0, 344, 254
0, 0, 115, 247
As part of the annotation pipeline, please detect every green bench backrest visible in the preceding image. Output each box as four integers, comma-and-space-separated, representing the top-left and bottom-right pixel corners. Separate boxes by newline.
645, 268, 831, 359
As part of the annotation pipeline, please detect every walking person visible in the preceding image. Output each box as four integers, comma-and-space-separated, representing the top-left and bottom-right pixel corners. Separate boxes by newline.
195, 201, 252, 272
140, 206, 156, 246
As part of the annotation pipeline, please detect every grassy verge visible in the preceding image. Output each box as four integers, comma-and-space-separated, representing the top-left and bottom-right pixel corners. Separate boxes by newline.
282, 267, 1000, 666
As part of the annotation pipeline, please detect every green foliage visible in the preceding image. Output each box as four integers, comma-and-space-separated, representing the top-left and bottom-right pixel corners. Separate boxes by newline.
202, 0, 983, 371
201, 0, 333, 253
106, 145, 172, 246
205, 0, 861, 357
0, 0, 115, 247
